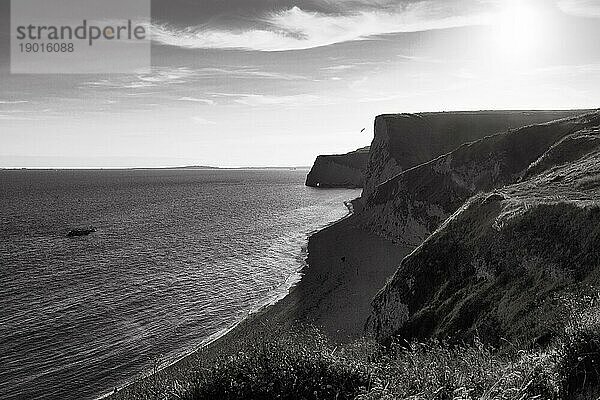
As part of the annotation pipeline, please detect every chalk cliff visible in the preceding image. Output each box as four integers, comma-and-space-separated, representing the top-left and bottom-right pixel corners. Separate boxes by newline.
367, 112, 600, 344
363, 110, 593, 199
358, 111, 600, 245
297, 110, 599, 344
305, 147, 370, 188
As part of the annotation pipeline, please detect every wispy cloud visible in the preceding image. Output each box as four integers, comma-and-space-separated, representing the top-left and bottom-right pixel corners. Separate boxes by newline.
191, 116, 217, 125
80, 67, 197, 89
178, 97, 215, 105
0, 100, 29, 104
79, 66, 307, 93
206, 92, 324, 107
0, 108, 59, 121
321, 65, 355, 71
233, 93, 321, 106
151, 3, 492, 51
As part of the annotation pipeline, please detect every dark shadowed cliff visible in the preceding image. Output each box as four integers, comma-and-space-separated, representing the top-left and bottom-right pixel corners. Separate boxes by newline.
358, 111, 600, 246
300, 110, 600, 341
294, 110, 597, 344
363, 110, 593, 199
305, 146, 370, 188
368, 113, 600, 345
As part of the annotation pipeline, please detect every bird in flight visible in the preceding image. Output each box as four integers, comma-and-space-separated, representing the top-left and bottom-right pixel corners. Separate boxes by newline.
360, 128, 366, 133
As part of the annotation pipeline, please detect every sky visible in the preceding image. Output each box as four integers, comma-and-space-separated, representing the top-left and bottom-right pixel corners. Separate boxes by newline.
1, 0, 600, 168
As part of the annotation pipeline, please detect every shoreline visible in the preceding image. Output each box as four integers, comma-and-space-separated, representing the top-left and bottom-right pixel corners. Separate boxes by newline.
108, 203, 414, 400
108, 201, 412, 399
110, 209, 413, 400
103, 201, 361, 399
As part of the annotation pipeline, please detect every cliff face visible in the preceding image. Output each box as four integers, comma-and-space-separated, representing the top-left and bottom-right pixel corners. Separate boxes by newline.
362, 110, 593, 199
299, 109, 599, 345
305, 147, 370, 188
358, 112, 600, 246
368, 113, 600, 344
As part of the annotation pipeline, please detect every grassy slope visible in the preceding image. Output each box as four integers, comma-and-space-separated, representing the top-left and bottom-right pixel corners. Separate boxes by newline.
370, 144, 600, 345
111, 308, 600, 399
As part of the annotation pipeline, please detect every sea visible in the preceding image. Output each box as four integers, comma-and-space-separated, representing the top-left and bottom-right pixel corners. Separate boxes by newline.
0, 169, 361, 400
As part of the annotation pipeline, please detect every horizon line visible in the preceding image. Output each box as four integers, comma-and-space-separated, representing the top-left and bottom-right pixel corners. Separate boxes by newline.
0, 165, 313, 171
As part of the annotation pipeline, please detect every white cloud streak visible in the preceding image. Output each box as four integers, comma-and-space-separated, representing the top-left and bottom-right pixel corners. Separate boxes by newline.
0, 100, 29, 104
191, 116, 217, 125
178, 97, 215, 105
231, 93, 322, 106
79, 67, 307, 93
151, 3, 492, 51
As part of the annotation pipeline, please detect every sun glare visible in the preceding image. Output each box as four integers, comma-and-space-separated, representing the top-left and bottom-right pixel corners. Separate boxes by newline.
491, 0, 547, 61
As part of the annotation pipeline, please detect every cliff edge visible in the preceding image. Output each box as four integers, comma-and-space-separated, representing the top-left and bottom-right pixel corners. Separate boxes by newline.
359, 111, 600, 246
363, 110, 593, 199
368, 114, 600, 345
305, 146, 370, 188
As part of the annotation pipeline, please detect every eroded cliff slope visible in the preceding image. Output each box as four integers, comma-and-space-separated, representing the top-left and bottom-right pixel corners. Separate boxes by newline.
358, 111, 600, 246
369, 119, 600, 345
363, 110, 592, 199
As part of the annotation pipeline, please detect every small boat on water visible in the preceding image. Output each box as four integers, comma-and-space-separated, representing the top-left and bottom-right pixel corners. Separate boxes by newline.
67, 227, 97, 237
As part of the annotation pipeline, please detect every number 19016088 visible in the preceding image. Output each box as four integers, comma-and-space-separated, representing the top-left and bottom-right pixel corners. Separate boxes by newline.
19, 42, 74, 53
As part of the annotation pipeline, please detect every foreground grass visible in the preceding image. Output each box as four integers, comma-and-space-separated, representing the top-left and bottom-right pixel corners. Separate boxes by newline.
113, 304, 600, 400
181, 328, 369, 400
